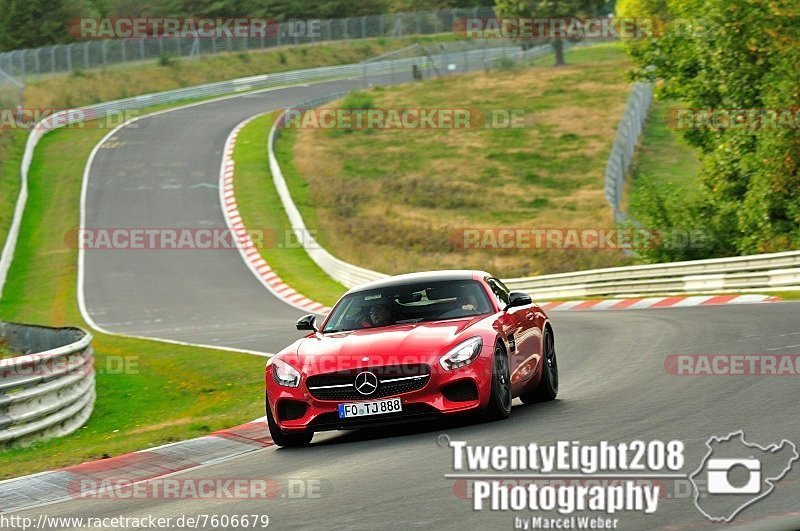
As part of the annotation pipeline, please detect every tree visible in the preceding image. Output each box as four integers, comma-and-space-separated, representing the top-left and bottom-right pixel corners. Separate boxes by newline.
0, 0, 93, 51
627, 0, 800, 257
494, 0, 608, 66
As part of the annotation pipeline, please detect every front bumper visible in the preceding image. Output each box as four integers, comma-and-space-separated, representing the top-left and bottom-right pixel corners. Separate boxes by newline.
266, 353, 493, 433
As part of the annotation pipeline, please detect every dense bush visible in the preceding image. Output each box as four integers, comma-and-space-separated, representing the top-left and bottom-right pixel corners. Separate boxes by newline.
625, 0, 800, 260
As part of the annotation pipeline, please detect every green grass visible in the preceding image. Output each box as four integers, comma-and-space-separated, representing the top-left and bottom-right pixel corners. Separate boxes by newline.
529, 42, 633, 68
233, 114, 347, 306
627, 99, 702, 218
0, 119, 266, 479
0, 129, 26, 262
280, 42, 636, 278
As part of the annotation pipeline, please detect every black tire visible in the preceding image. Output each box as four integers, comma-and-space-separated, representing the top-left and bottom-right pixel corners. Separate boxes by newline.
266, 397, 313, 448
484, 342, 512, 420
520, 327, 558, 404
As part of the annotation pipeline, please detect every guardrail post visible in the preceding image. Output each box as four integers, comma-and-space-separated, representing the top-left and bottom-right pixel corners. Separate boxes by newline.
65, 44, 73, 72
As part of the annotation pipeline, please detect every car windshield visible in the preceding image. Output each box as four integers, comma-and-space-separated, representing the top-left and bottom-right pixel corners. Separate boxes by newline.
322, 279, 493, 333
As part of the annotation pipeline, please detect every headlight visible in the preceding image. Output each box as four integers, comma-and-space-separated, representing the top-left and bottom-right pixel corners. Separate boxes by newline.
271, 358, 302, 387
440, 336, 483, 370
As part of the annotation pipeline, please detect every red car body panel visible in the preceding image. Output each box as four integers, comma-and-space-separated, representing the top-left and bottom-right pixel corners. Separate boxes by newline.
265, 271, 550, 433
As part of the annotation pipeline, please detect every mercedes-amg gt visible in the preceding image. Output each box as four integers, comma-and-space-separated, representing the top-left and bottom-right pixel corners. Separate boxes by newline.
265, 270, 558, 447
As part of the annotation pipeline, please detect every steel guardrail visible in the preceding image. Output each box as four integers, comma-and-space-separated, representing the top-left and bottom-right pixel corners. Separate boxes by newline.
503, 251, 800, 299
0, 323, 94, 446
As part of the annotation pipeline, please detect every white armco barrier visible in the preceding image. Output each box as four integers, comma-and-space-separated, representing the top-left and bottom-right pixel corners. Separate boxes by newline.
503, 251, 800, 299
0, 323, 94, 446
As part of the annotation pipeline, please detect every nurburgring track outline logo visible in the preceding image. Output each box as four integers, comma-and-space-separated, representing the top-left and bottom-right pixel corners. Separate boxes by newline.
689, 431, 798, 522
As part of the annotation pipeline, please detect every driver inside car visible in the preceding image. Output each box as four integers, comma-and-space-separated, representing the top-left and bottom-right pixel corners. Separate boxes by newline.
461, 292, 480, 312
360, 304, 392, 328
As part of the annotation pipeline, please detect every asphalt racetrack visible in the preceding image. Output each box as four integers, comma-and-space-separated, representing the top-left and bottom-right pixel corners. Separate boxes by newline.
16, 303, 800, 529
81, 76, 401, 353
69, 76, 800, 529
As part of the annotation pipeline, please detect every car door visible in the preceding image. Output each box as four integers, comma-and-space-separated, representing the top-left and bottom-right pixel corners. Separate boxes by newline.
486, 277, 539, 392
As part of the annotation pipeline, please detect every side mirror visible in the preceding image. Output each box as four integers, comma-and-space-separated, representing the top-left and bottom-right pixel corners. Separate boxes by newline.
504, 291, 532, 312
296, 314, 317, 332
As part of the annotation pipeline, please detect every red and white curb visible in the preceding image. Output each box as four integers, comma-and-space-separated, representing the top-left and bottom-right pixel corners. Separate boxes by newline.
539, 294, 780, 312
0, 419, 272, 513
220, 116, 331, 316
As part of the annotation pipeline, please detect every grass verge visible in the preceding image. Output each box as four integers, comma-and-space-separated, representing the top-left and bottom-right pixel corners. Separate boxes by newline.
0, 129, 26, 262
279, 42, 636, 278
232, 114, 347, 307
627, 98, 702, 220
0, 112, 266, 479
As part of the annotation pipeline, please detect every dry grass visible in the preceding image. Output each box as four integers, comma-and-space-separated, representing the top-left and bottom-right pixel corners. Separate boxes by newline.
286, 43, 635, 277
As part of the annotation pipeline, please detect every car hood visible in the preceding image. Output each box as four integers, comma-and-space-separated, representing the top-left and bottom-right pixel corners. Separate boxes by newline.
290, 317, 487, 374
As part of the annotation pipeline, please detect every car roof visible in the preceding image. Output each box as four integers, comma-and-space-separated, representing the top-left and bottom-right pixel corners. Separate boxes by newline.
346, 270, 491, 294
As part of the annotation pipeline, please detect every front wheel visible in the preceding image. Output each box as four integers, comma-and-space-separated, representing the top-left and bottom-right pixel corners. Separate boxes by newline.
520, 328, 558, 404
266, 397, 313, 448
484, 342, 512, 420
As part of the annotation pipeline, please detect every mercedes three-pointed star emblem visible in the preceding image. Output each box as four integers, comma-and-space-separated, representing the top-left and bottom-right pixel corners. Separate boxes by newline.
354, 371, 379, 396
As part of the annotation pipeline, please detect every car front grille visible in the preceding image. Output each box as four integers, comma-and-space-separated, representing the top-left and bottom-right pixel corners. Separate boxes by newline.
307, 364, 431, 401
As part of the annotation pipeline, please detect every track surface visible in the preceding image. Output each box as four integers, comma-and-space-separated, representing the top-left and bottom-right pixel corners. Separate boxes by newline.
15, 303, 800, 529
73, 75, 799, 529
82, 77, 392, 352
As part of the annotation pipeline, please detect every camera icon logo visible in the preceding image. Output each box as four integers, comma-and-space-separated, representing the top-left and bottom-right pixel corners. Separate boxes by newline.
690, 431, 798, 522
706, 458, 761, 494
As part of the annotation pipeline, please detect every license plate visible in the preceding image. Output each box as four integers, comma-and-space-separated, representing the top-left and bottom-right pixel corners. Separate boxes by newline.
338, 398, 402, 419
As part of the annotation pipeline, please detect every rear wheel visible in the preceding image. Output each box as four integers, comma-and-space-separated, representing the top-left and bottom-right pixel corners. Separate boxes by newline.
484, 342, 512, 420
520, 328, 558, 404
266, 397, 313, 448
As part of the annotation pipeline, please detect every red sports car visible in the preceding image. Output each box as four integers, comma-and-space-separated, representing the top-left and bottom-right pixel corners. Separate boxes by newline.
265, 270, 558, 447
